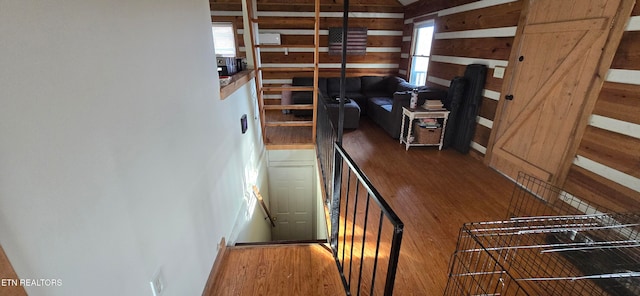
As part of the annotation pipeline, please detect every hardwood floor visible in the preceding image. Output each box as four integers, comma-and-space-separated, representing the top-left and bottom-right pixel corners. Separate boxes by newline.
339, 118, 515, 295
209, 117, 517, 295
206, 244, 344, 296
264, 110, 314, 149
0, 245, 27, 296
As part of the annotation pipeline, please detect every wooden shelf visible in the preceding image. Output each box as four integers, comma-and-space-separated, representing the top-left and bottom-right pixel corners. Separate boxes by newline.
220, 70, 255, 100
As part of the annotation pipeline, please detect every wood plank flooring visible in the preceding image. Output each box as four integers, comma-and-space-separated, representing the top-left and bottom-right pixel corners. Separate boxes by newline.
209, 117, 517, 295
206, 244, 344, 295
340, 118, 516, 295
264, 110, 314, 149
0, 245, 27, 296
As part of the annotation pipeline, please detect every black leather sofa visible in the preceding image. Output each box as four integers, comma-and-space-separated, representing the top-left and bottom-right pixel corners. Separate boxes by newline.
291, 75, 447, 138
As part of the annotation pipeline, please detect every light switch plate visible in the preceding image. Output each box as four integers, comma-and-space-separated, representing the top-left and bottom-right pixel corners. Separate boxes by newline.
493, 66, 505, 79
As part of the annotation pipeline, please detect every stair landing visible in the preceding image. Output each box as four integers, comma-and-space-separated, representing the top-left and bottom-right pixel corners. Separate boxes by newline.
205, 243, 344, 295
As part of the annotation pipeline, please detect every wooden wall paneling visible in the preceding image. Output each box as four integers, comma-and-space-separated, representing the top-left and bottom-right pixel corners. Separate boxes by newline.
478, 97, 498, 121
426, 61, 466, 80
407, 2, 521, 156
426, 61, 504, 94
435, 1, 522, 32
261, 52, 401, 64
256, 18, 317, 29
404, 0, 476, 19
610, 31, 640, 70
262, 69, 399, 80
321, 18, 404, 29
472, 123, 492, 147
564, 166, 640, 212
484, 72, 504, 92
256, 0, 402, 6
593, 81, 640, 124
430, 37, 513, 60
560, 1, 640, 210
213, 0, 405, 78
401, 21, 413, 76
554, 0, 637, 187
313, 69, 400, 77
577, 126, 640, 179
257, 4, 403, 13
260, 35, 402, 52
210, 3, 243, 12
211, 16, 243, 25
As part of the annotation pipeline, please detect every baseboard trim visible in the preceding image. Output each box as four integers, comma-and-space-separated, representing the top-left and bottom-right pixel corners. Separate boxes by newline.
201, 237, 227, 296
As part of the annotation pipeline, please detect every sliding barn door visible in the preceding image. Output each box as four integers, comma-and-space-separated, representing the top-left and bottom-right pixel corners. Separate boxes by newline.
488, 0, 634, 183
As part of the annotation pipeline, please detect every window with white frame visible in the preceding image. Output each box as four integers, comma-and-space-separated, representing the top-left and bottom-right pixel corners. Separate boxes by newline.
409, 20, 435, 86
212, 22, 236, 57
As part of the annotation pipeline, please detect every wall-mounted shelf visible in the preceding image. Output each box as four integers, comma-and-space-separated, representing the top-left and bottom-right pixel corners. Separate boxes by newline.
220, 70, 255, 100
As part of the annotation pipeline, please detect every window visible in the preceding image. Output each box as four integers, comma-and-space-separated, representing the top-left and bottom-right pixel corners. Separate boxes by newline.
212, 22, 236, 57
409, 20, 434, 86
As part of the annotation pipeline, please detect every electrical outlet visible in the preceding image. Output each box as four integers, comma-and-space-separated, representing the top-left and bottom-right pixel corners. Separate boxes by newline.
150, 269, 164, 296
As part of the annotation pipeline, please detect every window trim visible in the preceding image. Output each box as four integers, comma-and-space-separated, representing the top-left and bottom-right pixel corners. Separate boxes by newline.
409, 19, 435, 86
212, 22, 238, 57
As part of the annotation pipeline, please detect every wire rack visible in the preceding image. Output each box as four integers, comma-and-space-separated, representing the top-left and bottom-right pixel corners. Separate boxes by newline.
444, 172, 640, 296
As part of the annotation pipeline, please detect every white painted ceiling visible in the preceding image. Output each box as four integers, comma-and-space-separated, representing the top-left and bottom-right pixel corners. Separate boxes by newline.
397, 0, 419, 5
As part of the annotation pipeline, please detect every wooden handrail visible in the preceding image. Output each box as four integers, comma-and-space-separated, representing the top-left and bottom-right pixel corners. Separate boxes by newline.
252, 185, 276, 227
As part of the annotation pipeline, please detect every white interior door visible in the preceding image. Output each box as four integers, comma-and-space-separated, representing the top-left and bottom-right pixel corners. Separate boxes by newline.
268, 166, 314, 241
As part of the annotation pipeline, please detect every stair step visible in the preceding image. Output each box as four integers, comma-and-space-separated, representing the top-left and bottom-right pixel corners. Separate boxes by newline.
264, 99, 282, 105
264, 104, 314, 110
265, 121, 313, 127
259, 67, 316, 72
234, 239, 328, 247
262, 86, 314, 92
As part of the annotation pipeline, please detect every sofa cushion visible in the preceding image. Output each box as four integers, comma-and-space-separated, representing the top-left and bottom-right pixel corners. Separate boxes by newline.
361, 76, 387, 93
396, 81, 417, 92
328, 77, 361, 95
292, 91, 313, 104
363, 90, 391, 98
292, 77, 313, 86
386, 76, 407, 94
368, 96, 392, 107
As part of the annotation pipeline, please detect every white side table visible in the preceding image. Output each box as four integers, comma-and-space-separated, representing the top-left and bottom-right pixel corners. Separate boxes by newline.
399, 107, 450, 150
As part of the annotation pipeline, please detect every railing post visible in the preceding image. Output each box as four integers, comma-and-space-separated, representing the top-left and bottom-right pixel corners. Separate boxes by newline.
330, 143, 342, 253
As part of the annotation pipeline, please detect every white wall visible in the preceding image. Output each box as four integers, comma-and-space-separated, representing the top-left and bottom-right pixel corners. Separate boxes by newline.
0, 0, 265, 295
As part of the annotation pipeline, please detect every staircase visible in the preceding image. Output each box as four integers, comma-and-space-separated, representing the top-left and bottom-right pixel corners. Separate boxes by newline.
245, 0, 320, 149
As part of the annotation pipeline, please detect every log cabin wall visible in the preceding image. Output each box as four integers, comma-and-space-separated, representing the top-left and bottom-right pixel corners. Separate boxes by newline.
562, 4, 640, 212
405, 0, 640, 211
210, 0, 405, 105
403, 0, 522, 158
210, 1, 244, 58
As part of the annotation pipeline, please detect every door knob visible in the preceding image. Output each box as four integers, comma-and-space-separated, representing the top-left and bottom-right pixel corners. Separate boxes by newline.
505, 95, 514, 101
